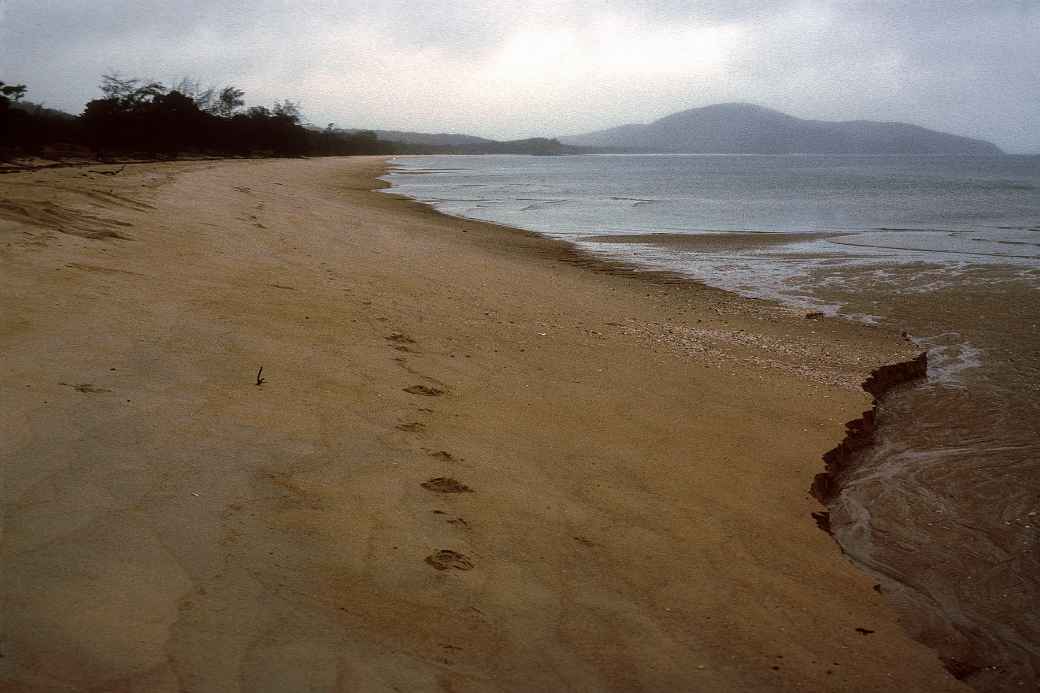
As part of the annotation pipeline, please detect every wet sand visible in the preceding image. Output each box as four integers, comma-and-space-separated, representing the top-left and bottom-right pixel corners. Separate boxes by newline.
0, 157, 965, 691
802, 263, 1040, 690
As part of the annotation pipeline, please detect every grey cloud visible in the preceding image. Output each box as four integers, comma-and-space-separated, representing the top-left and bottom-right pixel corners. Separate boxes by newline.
2, 0, 1037, 151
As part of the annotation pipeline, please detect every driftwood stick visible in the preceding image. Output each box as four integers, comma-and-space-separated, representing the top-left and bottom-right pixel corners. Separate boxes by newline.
88, 165, 126, 176
255, 366, 265, 386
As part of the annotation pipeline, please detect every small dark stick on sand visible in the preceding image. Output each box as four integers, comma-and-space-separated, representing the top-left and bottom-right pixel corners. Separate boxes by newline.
89, 165, 126, 176
255, 366, 265, 386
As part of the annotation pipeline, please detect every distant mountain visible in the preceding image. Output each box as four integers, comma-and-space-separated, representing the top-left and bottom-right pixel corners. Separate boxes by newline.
559, 103, 1003, 155
443, 137, 577, 155
11, 100, 77, 121
343, 129, 496, 147
335, 128, 581, 155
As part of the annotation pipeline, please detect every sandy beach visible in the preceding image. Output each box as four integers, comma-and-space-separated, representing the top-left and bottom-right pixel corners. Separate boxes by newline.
0, 157, 965, 691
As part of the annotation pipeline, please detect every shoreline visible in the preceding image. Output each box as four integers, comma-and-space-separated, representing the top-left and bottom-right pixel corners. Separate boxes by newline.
384, 158, 1040, 686
1, 156, 965, 690
810, 352, 929, 509
382, 160, 990, 683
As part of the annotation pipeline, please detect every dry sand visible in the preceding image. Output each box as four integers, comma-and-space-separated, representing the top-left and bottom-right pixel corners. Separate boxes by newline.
0, 157, 965, 691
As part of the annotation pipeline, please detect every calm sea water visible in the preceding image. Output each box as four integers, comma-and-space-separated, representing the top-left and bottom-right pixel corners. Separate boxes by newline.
383, 154, 1040, 689
384, 154, 1039, 235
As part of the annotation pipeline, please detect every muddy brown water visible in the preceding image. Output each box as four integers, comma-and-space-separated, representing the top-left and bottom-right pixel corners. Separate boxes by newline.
805, 264, 1040, 691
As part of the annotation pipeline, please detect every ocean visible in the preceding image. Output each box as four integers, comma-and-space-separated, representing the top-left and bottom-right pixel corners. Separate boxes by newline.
382, 153, 1040, 689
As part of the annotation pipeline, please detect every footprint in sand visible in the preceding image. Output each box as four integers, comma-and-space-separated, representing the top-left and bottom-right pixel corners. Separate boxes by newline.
432, 510, 470, 529
386, 332, 417, 353
422, 477, 473, 493
404, 385, 443, 397
425, 549, 474, 571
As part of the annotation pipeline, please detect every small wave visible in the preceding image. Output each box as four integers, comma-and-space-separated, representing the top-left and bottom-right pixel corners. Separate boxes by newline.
917, 333, 983, 387
970, 238, 1040, 249
872, 227, 960, 233
608, 196, 659, 207
427, 197, 485, 203
517, 199, 568, 211
828, 238, 1040, 260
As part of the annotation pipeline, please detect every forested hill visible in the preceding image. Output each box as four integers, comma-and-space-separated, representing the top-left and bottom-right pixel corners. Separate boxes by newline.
335, 128, 578, 154
340, 129, 496, 147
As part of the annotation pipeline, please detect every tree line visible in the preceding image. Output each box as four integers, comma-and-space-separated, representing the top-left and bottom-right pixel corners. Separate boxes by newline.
1, 75, 399, 160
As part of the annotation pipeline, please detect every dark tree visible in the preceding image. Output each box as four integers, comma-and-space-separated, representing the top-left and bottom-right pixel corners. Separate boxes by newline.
1, 81, 28, 106
99, 73, 166, 108
0, 82, 29, 152
172, 77, 217, 112
8, 72, 411, 160
214, 86, 245, 118
272, 100, 302, 124
2, 82, 84, 156
149, 91, 208, 153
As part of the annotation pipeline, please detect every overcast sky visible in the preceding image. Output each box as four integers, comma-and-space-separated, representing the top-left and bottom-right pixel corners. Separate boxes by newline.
2, 1, 1038, 152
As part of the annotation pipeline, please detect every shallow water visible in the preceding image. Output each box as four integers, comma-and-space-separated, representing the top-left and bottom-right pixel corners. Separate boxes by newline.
807, 265, 1040, 689
384, 154, 1040, 689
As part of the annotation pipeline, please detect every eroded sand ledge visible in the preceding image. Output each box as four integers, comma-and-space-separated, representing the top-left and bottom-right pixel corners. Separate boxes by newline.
0, 157, 965, 691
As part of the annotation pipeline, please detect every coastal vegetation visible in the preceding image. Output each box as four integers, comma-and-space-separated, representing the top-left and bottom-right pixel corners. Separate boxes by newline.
1, 75, 398, 160
0, 75, 572, 162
